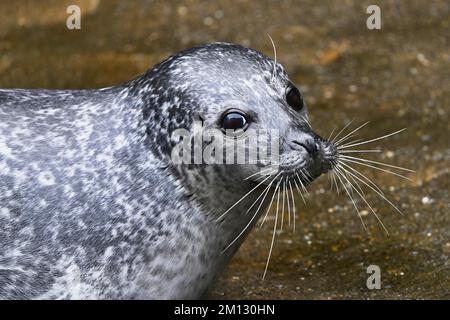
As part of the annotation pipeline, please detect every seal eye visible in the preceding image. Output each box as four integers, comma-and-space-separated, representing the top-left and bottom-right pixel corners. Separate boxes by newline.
286, 85, 304, 111
221, 111, 248, 132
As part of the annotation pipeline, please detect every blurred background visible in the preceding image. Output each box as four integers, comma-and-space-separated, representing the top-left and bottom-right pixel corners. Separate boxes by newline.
0, 0, 448, 298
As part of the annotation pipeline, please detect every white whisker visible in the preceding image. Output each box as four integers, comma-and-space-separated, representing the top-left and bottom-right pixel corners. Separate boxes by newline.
335, 121, 370, 146
345, 168, 366, 196
267, 33, 277, 84
295, 172, 309, 195
263, 180, 281, 280
338, 128, 406, 149
339, 158, 413, 181
334, 168, 367, 231
329, 172, 333, 192
293, 177, 306, 204
339, 155, 415, 172
339, 161, 385, 196
332, 171, 340, 195
276, 183, 281, 232
216, 172, 275, 222
244, 168, 275, 180
245, 173, 278, 215
336, 164, 403, 215
336, 165, 389, 235
260, 178, 282, 228
288, 180, 296, 232
222, 173, 279, 252
285, 178, 292, 227
339, 149, 382, 154
328, 126, 337, 141
331, 119, 354, 144
281, 180, 286, 231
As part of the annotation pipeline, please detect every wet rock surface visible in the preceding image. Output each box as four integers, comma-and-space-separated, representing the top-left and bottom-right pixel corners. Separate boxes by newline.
0, 0, 448, 299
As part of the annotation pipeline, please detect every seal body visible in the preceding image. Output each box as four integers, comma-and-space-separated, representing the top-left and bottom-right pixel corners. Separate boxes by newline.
0, 87, 230, 299
0, 43, 335, 299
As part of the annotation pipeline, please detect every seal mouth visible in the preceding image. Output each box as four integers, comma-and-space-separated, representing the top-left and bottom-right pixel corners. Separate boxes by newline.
248, 138, 338, 189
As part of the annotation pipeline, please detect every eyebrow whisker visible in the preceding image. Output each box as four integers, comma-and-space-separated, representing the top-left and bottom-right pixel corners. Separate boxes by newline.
267, 33, 277, 84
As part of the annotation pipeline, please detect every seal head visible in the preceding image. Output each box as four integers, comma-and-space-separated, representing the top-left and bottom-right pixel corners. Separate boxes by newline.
0, 43, 337, 299
133, 43, 337, 215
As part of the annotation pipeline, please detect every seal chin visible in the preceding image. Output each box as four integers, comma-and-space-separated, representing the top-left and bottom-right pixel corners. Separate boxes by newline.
282, 147, 332, 174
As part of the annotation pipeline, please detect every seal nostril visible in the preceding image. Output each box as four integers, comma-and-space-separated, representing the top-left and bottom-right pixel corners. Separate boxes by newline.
292, 137, 318, 155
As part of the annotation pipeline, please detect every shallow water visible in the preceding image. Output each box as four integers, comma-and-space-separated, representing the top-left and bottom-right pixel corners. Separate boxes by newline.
0, 0, 448, 299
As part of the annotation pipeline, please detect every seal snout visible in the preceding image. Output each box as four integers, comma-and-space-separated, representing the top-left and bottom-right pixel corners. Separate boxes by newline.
279, 129, 338, 183
290, 134, 319, 156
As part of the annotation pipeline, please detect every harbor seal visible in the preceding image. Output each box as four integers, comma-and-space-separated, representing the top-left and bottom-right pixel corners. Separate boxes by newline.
0, 43, 336, 299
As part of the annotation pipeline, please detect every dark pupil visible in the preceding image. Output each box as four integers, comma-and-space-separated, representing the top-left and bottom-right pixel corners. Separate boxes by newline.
223, 113, 246, 131
286, 86, 303, 110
